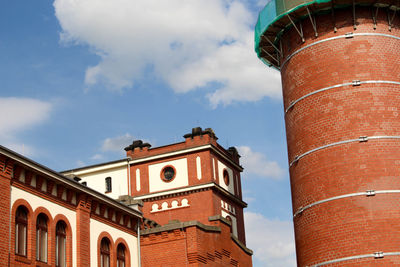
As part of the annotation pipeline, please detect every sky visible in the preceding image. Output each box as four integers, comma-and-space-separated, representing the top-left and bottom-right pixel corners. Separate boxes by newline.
0, 0, 295, 266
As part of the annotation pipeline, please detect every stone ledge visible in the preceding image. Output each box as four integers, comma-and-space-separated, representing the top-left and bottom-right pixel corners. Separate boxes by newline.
209, 214, 231, 226
231, 233, 253, 256
141, 219, 221, 235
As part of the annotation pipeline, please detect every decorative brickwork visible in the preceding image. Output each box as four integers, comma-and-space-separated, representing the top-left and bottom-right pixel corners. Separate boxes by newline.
77, 194, 92, 266
0, 145, 142, 267
0, 155, 12, 265
29, 127, 252, 266
141, 217, 252, 266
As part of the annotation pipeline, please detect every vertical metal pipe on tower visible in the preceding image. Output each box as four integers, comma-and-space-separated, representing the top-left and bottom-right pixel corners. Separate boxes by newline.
256, 1, 400, 266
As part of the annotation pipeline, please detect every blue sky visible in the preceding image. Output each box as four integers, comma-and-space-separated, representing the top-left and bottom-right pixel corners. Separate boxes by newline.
1, 0, 295, 265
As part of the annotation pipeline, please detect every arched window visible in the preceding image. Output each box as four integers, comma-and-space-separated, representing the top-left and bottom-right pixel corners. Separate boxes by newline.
100, 238, 110, 267
117, 243, 126, 267
15, 206, 28, 256
56, 221, 67, 267
36, 214, 48, 262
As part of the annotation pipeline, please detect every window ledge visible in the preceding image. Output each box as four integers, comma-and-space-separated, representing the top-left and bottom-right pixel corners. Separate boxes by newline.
15, 254, 31, 264
35, 260, 51, 267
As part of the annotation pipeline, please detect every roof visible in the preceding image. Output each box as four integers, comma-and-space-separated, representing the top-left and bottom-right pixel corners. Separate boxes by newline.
0, 145, 142, 219
61, 158, 129, 174
255, 0, 399, 69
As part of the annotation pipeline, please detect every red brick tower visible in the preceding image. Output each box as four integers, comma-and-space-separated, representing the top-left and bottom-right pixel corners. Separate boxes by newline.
256, 1, 400, 266
124, 128, 246, 241
124, 127, 252, 266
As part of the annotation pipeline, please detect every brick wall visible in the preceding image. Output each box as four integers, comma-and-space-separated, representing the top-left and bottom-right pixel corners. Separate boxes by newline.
2, 152, 140, 267
76, 194, 91, 266
0, 155, 12, 265
279, 6, 400, 266
128, 128, 248, 246
141, 218, 252, 266
142, 190, 214, 226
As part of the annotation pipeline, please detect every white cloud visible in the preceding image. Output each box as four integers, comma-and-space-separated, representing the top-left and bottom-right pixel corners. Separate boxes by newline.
257, 0, 271, 7
238, 146, 285, 179
243, 196, 256, 203
76, 160, 86, 168
245, 211, 296, 267
0, 97, 52, 156
0, 97, 52, 138
101, 133, 134, 152
90, 154, 104, 161
53, 0, 281, 107
4, 143, 36, 158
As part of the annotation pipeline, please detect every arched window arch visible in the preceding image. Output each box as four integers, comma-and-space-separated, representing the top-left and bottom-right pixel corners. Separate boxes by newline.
115, 238, 130, 267
100, 238, 111, 267
15, 206, 28, 256
56, 221, 67, 267
117, 243, 126, 267
36, 213, 48, 262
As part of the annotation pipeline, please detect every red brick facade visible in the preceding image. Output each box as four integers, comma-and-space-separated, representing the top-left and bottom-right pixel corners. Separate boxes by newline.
125, 128, 252, 265
0, 127, 252, 266
76, 195, 91, 266
141, 217, 252, 267
0, 155, 12, 265
259, 3, 400, 266
0, 146, 141, 267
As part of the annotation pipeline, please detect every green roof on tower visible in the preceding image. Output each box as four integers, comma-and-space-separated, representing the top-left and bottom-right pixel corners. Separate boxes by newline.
254, 0, 397, 69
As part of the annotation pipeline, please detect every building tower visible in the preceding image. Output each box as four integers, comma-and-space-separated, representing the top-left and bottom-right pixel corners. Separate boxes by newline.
123, 127, 247, 243
61, 127, 253, 266
256, 0, 400, 266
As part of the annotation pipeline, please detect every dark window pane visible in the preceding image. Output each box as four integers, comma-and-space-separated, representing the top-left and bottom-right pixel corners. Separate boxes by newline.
100, 238, 110, 267
105, 177, 112, 192
15, 207, 28, 256
56, 221, 67, 267
117, 244, 126, 267
36, 214, 48, 262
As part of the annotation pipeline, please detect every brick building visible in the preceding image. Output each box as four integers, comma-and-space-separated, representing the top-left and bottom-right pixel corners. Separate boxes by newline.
256, 0, 400, 266
1, 127, 252, 266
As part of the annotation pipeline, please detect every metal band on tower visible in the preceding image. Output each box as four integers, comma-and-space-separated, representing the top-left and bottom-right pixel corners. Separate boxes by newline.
256, 1, 400, 266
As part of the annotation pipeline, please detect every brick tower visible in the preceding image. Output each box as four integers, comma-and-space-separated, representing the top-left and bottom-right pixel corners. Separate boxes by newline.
256, 0, 400, 266
61, 127, 253, 265
124, 127, 252, 266
124, 127, 247, 243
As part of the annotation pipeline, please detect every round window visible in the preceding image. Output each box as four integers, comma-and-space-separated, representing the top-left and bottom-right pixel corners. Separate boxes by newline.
161, 166, 176, 182
223, 169, 230, 186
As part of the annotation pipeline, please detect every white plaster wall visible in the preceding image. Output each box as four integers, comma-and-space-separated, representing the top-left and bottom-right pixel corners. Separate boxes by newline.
135, 169, 141, 191
11, 186, 78, 267
196, 156, 202, 180
78, 166, 128, 199
90, 218, 138, 267
217, 161, 235, 194
151, 198, 190, 213
148, 158, 188, 193
212, 158, 216, 180
235, 174, 239, 196
221, 210, 238, 237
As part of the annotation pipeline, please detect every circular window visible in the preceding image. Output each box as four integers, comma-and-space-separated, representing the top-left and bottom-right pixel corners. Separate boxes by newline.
223, 169, 230, 186
161, 166, 176, 182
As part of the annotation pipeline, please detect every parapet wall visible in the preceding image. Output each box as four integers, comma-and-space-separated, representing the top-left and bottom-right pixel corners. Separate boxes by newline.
140, 216, 252, 266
